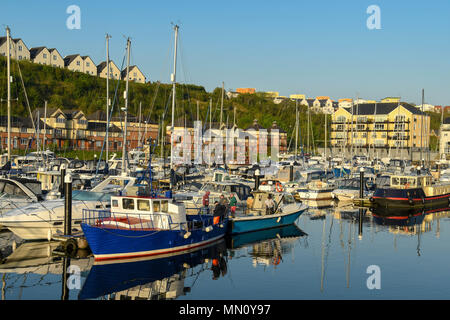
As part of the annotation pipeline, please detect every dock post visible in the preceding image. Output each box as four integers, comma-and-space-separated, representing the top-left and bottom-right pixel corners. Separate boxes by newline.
64, 173, 72, 236
254, 168, 261, 190
359, 167, 364, 199
60, 164, 66, 197
289, 165, 294, 182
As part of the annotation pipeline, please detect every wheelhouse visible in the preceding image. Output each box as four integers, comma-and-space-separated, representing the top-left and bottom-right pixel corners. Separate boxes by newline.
390, 175, 432, 189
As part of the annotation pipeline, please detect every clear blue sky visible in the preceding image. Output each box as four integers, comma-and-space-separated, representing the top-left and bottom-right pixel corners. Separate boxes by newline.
1, 0, 450, 105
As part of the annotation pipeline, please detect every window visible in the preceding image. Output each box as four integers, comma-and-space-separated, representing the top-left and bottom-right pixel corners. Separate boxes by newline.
160, 201, 168, 212
86, 62, 90, 67
20, 138, 27, 145
122, 198, 135, 210
112, 199, 118, 207
76, 61, 80, 66
96, 141, 102, 147
18, 56, 22, 60
18, 45, 22, 51
137, 199, 150, 211
53, 55, 57, 60
57, 117, 66, 123
43, 53, 48, 59
153, 201, 160, 212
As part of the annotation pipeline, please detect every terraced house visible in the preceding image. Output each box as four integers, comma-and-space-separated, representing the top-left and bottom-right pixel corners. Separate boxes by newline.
330, 102, 430, 157
97, 60, 121, 80
0, 37, 30, 60
121, 65, 146, 83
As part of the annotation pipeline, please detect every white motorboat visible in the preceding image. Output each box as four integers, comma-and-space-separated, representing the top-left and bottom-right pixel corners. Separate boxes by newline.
0, 175, 137, 241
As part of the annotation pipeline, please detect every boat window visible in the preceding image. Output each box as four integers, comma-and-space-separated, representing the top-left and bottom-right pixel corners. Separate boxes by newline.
122, 198, 135, 210
391, 177, 400, 186
0, 181, 5, 193
153, 201, 160, 212
137, 199, 150, 211
283, 194, 295, 204
161, 200, 168, 213
112, 199, 118, 207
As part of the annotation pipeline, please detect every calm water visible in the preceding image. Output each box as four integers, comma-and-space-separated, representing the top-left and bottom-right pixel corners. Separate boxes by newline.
1, 202, 449, 300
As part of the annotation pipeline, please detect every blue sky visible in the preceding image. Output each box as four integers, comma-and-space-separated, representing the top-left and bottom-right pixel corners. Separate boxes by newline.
1, 0, 450, 105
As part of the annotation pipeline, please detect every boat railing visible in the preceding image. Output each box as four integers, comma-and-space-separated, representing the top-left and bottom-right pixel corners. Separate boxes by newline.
82, 209, 185, 231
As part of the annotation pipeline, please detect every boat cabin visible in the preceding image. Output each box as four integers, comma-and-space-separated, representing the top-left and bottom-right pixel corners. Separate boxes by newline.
110, 195, 187, 229
246, 191, 296, 215
390, 175, 432, 189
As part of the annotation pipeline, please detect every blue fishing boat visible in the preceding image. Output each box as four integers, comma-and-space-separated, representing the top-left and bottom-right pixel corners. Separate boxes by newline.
229, 191, 308, 235
79, 240, 227, 300
81, 192, 228, 261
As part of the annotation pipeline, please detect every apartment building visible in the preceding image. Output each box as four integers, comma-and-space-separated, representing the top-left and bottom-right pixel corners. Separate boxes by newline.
330, 102, 430, 156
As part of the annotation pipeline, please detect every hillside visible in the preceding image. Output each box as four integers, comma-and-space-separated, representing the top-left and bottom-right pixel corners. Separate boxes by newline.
0, 56, 329, 152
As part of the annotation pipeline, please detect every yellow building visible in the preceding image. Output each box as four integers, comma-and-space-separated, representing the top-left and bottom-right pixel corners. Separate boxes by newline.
381, 97, 401, 103
290, 94, 306, 100
265, 91, 279, 98
331, 102, 430, 155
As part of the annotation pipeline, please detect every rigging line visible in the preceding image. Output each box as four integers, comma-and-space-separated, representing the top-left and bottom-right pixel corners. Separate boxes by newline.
95, 51, 126, 173
14, 58, 37, 139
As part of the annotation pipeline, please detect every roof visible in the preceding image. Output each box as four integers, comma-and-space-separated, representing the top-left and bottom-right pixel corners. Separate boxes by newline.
345, 102, 427, 116
0, 115, 47, 129
63, 54, 81, 65
29, 47, 48, 59
87, 121, 122, 132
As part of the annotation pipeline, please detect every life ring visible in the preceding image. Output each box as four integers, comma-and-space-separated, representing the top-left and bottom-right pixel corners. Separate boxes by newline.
273, 256, 281, 265
275, 183, 283, 192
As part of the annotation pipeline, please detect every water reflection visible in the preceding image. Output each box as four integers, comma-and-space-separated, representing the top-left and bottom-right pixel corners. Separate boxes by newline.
0, 241, 92, 300
227, 224, 307, 268
79, 240, 228, 300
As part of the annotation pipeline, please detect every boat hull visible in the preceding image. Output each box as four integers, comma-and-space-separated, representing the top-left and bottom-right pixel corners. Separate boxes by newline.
296, 189, 333, 201
371, 188, 450, 211
81, 218, 227, 261
228, 205, 307, 235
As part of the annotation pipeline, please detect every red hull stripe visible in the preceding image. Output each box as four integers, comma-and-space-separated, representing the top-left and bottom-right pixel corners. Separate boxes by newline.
94, 235, 224, 261
372, 194, 450, 201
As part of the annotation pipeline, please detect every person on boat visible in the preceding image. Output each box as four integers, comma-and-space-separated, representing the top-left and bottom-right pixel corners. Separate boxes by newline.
202, 191, 210, 214
264, 194, 275, 215
213, 201, 222, 224
229, 193, 237, 217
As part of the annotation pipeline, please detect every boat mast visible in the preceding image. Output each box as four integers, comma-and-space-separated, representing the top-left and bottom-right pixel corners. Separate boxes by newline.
138, 101, 142, 148
122, 37, 131, 175
170, 24, 179, 173
106, 33, 111, 162
6, 26, 11, 161
420, 89, 424, 166
295, 100, 298, 159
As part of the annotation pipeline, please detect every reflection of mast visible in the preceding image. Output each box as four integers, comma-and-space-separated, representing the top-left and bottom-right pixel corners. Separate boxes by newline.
320, 217, 326, 292
320, 214, 334, 292
346, 220, 353, 288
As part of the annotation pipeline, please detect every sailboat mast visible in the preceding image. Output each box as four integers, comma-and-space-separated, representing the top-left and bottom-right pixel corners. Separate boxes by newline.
295, 100, 298, 158
420, 89, 424, 165
170, 24, 179, 171
220, 81, 224, 125
122, 37, 131, 175
138, 101, 142, 148
6, 26, 11, 161
106, 33, 111, 161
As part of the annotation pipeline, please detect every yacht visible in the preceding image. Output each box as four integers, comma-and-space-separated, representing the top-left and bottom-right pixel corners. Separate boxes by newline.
0, 175, 137, 241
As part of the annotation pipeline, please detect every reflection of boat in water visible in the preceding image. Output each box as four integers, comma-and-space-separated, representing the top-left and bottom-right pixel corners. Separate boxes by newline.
78, 240, 227, 300
0, 241, 92, 300
227, 224, 307, 249
0, 241, 92, 274
303, 200, 333, 209
370, 206, 450, 227
227, 224, 306, 268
